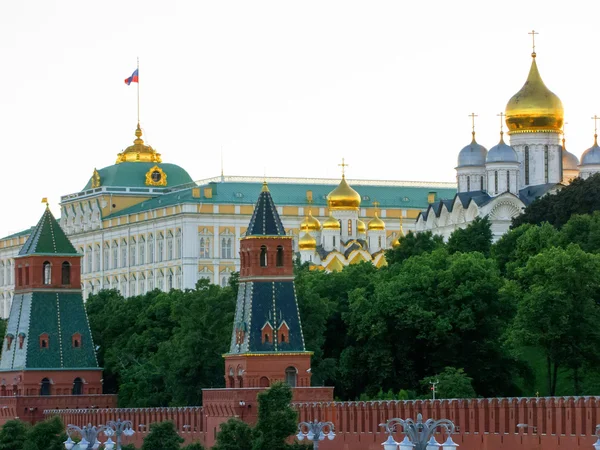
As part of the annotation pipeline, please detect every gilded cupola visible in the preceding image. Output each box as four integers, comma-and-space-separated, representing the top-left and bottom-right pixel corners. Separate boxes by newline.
298, 232, 317, 250
367, 213, 385, 231
357, 219, 366, 234
116, 123, 163, 164
300, 211, 322, 233
327, 175, 361, 211
505, 53, 564, 134
323, 213, 341, 230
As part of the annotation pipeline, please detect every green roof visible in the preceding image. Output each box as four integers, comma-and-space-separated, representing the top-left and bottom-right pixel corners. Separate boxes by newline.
106, 179, 457, 219
18, 207, 77, 256
82, 162, 194, 190
2, 227, 35, 240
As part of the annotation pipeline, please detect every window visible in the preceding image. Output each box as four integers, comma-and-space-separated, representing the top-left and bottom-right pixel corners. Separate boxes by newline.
40, 378, 51, 396
507, 171, 510, 192
94, 244, 100, 271
120, 276, 127, 296
61, 262, 70, 285
175, 268, 182, 289
281, 334, 286, 343
333, 236, 336, 247
378, 236, 382, 248
276, 246, 284, 267
112, 241, 118, 269
167, 231, 174, 260
157, 233, 164, 262
157, 270, 164, 291
130, 237, 136, 266
148, 270, 154, 291
72, 333, 81, 348
285, 366, 297, 387
199, 237, 211, 259
467, 176, 470, 192
18, 333, 24, 349
167, 269, 173, 290
494, 171, 498, 194
544, 145, 549, 183
480, 176, 484, 191
260, 246, 267, 267
17, 267, 22, 287
221, 238, 232, 259
72, 377, 83, 395
139, 236, 146, 265
129, 275, 136, 296
121, 239, 128, 267
175, 230, 182, 259
348, 219, 353, 236
40, 333, 49, 349
148, 234, 155, 264
0, 262, 4, 286
103, 242, 109, 270
43, 262, 51, 285
5, 334, 12, 351
86, 246, 92, 273
525, 146, 530, 185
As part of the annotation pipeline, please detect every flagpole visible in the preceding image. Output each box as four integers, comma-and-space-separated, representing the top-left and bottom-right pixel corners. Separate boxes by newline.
137, 56, 140, 124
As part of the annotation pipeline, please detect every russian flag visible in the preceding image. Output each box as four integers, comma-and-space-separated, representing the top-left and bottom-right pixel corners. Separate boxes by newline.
124, 69, 139, 85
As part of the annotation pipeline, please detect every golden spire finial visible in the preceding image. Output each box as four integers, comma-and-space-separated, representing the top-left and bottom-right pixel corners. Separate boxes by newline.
261, 180, 269, 192
41, 197, 49, 208
592, 115, 599, 145
497, 112, 505, 141
528, 29, 539, 57
338, 158, 349, 177
468, 112, 478, 140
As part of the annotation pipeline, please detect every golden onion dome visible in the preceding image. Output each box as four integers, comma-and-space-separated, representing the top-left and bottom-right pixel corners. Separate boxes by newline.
368, 213, 385, 231
391, 236, 400, 248
327, 175, 361, 211
298, 232, 317, 250
300, 211, 321, 232
357, 219, 366, 234
505, 54, 564, 134
116, 124, 163, 164
323, 213, 341, 230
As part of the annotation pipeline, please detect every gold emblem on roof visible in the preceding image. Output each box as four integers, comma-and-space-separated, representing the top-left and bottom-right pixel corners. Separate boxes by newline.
145, 165, 167, 187
116, 123, 162, 164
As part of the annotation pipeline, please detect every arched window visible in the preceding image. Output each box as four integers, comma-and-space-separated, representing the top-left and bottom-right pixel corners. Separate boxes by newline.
281, 333, 286, 343
524, 146, 530, 185
139, 236, 146, 265
103, 242, 110, 270
264, 333, 270, 343
72, 377, 83, 395
285, 366, 297, 387
43, 262, 51, 285
148, 234, 155, 264
494, 171, 498, 194
259, 377, 270, 387
260, 246, 268, 267
157, 233, 164, 262
348, 219, 353, 236
480, 176, 484, 191
467, 176, 470, 192
112, 240, 118, 269
333, 236, 336, 247
544, 145, 549, 183
72, 332, 81, 348
40, 378, 51, 396
86, 246, 92, 273
121, 239, 128, 267
130, 237, 137, 266
199, 237, 211, 259
507, 171, 510, 192
61, 262, 70, 285
167, 231, 174, 260
175, 229, 182, 259
378, 236, 382, 248
276, 246, 284, 267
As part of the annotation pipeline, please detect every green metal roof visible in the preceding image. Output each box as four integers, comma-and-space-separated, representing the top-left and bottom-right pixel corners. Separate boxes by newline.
2, 227, 35, 240
106, 179, 457, 219
82, 162, 194, 190
18, 207, 77, 256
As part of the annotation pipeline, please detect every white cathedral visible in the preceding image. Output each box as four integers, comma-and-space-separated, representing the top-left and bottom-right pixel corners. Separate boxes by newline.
416, 48, 600, 240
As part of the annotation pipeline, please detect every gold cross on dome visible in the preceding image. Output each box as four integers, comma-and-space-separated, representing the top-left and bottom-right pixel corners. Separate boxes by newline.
497, 112, 505, 134
373, 200, 380, 211
592, 115, 600, 135
468, 112, 478, 134
529, 30, 539, 55
338, 158, 349, 176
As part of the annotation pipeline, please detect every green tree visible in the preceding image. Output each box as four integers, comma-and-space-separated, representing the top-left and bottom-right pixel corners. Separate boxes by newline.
420, 367, 476, 399
141, 421, 184, 450
385, 230, 444, 266
182, 443, 205, 450
213, 418, 253, 450
559, 211, 600, 253
0, 419, 28, 450
23, 416, 65, 450
121, 445, 138, 450
512, 173, 600, 228
507, 245, 600, 395
252, 382, 298, 450
447, 216, 493, 256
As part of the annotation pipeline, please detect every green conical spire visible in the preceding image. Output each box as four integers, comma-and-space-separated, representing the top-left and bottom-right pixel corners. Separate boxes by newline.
18, 206, 77, 256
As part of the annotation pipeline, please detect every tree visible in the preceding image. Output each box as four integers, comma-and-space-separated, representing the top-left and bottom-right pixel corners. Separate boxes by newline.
23, 416, 65, 450
559, 211, 600, 253
420, 367, 476, 399
182, 443, 205, 450
385, 230, 444, 266
141, 421, 184, 450
447, 216, 493, 256
252, 382, 298, 450
213, 418, 253, 450
0, 419, 28, 450
512, 173, 600, 228
507, 245, 600, 395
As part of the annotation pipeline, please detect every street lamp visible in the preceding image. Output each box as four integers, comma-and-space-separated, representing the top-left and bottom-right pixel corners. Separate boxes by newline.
296, 420, 335, 450
105, 418, 135, 450
379, 413, 459, 450
64, 423, 113, 450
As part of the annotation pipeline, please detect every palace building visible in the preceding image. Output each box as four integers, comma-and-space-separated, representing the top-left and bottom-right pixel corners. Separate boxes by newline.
0, 123, 454, 317
416, 45, 600, 240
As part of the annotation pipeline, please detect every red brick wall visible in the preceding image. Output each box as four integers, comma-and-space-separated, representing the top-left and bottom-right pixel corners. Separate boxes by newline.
239, 237, 293, 279
14, 255, 81, 292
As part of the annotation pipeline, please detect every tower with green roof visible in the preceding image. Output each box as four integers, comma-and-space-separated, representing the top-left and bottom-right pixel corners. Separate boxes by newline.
0, 205, 113, 423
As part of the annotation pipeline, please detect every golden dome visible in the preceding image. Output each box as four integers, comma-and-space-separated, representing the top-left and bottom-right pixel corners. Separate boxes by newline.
323, 213, 341, 230
300, 211, 321, 233
391, 236, 400, 248
505, 54, 564, 134
368, 213, 385, 231
116, 124, 163, 164
298, 232, 317, 250
327, 175, 361, 211
357, 219, 366, 234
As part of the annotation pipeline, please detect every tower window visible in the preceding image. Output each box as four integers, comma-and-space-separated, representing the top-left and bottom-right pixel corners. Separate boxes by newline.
525, 146, 530, 185
494, 171, 498, 194
61, 262, 71, 285
285, 366, 297, 387
281, 334, 286, 343
40, 378, 51, 396
39, 333, 49, 349
507, 171, 510, 192
544, 145, 549, 183
348, 219, 353, 236
378, 236, 382, 248
43, 262, 51, 285
467, 176, 470, 192
72, 377, 83, 395
480, 176, 484, 191
333, 236, 336, 247
260, 245, 267, 267
276, 245, 284, 267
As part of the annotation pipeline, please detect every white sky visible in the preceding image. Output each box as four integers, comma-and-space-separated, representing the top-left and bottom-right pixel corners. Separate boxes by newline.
0, 0, 599, 237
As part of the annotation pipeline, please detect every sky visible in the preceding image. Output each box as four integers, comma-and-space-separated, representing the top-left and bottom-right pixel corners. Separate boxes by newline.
1, 0, 599, 237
